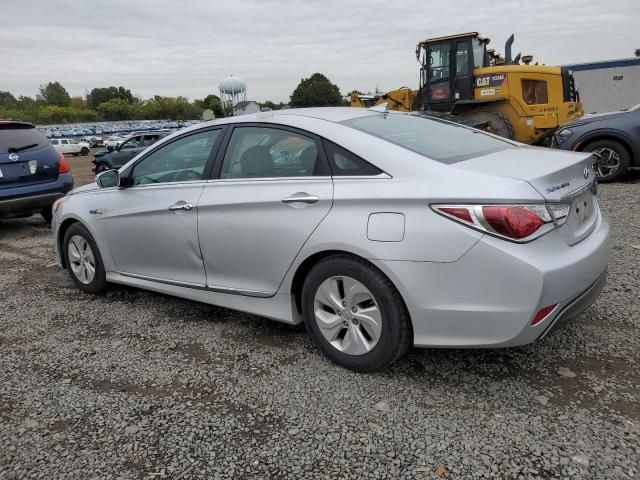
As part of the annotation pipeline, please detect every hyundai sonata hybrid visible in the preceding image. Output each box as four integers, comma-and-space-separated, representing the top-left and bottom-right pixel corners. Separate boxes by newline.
51, 108, 609, 371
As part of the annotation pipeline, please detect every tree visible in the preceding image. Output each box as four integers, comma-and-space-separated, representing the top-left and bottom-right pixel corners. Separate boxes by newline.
195, 94, 224, 118
37, 82, 71, 107
290, 73, 342, 107
261, 100, 286, 110
0, 91, 17, 108
635, 48, 640, 57
87, 86, 135, 109
97, 98, 137, 121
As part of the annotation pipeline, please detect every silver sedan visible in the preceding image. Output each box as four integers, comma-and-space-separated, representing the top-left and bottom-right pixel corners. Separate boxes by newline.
52, 108, 609, 371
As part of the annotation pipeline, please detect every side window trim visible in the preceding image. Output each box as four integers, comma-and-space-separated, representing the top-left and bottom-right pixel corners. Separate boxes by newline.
208, 122, 331, 180
121, 126, 227, 183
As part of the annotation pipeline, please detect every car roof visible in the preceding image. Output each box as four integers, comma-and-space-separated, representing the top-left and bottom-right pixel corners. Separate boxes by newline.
201, 107, 378, 128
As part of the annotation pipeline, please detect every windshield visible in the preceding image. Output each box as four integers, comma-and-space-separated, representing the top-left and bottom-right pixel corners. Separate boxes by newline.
342, 113, 512, 164
0, 126, 49, 154
472, 37, 486, 68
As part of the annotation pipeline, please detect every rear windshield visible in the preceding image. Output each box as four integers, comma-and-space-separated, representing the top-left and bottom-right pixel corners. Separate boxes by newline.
0, 126, 50, 154
342, 113, 512, 164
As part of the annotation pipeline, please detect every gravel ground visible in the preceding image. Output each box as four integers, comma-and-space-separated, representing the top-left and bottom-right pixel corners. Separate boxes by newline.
0, 158, 638, 479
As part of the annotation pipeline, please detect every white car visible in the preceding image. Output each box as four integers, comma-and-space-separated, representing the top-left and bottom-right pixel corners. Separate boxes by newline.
50, 138, 91, 156
104, 135, 128, 151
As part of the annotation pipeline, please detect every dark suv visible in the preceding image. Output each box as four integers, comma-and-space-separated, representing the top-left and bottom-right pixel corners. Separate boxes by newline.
0, 121, 73, 222
93, 131, 170, 173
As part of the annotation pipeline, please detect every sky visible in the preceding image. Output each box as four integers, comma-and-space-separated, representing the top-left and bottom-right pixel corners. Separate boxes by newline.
1, 0, 638, 103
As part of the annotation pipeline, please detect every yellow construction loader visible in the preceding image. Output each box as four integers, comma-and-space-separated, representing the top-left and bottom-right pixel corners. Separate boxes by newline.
351, 33, 583, 144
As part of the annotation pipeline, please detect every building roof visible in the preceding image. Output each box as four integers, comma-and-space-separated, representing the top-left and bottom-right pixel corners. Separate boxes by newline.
564, 57, 640, 72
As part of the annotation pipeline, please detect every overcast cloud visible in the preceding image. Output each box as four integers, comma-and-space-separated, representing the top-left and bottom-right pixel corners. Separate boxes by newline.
1, 0, 638, 103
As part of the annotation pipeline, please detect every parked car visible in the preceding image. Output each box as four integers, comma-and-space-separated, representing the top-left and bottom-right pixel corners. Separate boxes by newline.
52, 108, 608, 371
51, 138, 91, 156
80, 136, 103, 148
104, 134, 127, 151
1, 121, 73, 222
552, 103, 640, 182
92, 132, 170, 173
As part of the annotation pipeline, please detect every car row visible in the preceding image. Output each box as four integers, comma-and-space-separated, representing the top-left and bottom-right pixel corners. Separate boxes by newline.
39, 120, 200, 140
0, 121, 73, 223
52, 108, 609, 371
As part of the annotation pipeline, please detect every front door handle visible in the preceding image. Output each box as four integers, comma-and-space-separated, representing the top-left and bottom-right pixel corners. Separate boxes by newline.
168, 201, 194, 211
281, 193, 319, 205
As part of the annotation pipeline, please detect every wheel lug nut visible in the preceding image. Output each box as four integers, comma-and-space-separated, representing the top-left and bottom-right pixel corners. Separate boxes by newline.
342, 301, 346, 307
337, 310, 341, 316
343, 320, 348, 327
351, 306, 357, 313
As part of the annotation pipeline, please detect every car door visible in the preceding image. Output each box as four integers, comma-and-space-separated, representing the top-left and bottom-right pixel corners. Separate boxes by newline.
59, 139, 70, 154
68, 139, 79, 154
103, 128, 224, 286
197, 124, 333, 296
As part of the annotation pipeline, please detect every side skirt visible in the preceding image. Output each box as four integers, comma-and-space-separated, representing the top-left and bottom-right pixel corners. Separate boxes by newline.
105, 272, 300, 325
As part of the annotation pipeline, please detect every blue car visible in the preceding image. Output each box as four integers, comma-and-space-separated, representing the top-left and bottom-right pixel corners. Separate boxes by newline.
0, 121, 73, 223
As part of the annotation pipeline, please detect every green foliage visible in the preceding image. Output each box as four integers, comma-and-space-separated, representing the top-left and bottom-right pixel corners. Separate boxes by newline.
290, 73, 342, 108
37, 82, 71, 107
261, 100, 286, 110
87, 86, 136, 109
0, 91, 18, 108
195, 94, 225, 118
635, 48, 640, 57
38, 106, 98, 124
142, 96, 201, 120
97, 98, 139, 121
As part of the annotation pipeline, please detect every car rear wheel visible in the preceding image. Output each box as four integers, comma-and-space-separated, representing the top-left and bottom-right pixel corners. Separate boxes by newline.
582, 139, 630, 182
301, 254, 412, 371
81, 147, 90, 156
63, 223, 107, 294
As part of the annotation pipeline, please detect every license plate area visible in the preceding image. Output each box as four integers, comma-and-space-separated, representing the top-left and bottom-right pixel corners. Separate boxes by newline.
0, 160, 37, 180
564, 190, 598, 244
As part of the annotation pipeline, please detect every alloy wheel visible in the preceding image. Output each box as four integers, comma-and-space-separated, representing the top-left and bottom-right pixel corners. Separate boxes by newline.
68, 235, 96, 284
313, 276, 382, 355
592, 147, 620, 178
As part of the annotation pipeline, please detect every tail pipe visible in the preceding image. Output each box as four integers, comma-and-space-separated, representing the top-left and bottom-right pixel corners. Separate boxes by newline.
505, 34, 515, 65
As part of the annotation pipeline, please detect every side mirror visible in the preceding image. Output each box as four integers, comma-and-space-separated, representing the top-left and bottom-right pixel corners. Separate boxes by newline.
96, 169, 120, 188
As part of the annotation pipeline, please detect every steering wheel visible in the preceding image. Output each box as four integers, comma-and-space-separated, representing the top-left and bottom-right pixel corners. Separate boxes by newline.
173, 169, 201, 182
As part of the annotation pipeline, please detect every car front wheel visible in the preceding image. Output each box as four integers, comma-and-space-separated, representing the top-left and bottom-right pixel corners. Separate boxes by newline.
583, 139, 631, 182
301, 254, 412, 371
63, 223, 108, 294
81, 147, 90, 156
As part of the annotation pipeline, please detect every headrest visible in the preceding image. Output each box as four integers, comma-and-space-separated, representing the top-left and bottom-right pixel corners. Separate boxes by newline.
240, 145, 274, 177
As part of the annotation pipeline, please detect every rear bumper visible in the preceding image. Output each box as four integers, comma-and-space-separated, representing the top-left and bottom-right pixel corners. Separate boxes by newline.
0, 174, 73, 218
374, 210, 609, 348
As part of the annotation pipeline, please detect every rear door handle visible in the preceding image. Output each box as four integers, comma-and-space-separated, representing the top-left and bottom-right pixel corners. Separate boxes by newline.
281, 193, 319, 205
168, 201, 194, 211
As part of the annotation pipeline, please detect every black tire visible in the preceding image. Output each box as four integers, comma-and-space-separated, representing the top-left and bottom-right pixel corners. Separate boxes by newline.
40, 207, 53, 224
95, 162, 110, 174
63, 223, 108, 294
464, 110, 515, 139
581, 139, 630, 182
301, 254, 412, 371
81, 147, 90, 156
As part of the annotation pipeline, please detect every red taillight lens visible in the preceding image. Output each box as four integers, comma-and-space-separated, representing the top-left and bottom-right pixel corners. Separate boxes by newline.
482, 206, 544, 239
439, 207, 473, 223
531, 304, 557, 325
58, 153, 70, 174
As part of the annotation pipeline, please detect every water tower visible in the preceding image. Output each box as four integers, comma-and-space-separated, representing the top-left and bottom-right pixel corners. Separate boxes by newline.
219, 75, 247, 108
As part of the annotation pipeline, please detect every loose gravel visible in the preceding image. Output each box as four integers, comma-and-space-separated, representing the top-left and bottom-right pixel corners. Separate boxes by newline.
0, 160, 638, 479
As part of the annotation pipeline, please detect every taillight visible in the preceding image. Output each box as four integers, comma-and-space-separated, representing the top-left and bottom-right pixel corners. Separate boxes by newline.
432, 204, 569, 242
58, 153, 70, 174
482, 206, 543, 239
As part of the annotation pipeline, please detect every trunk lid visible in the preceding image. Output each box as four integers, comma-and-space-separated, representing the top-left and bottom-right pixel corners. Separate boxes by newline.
454, 145, 598, 245
454, 145, 594, 201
